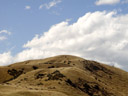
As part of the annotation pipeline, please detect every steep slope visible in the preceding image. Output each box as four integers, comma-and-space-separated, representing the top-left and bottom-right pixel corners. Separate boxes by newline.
0, 55, 128, 96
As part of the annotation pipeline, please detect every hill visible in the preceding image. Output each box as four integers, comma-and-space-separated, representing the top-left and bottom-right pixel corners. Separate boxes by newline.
0, 55, 128, 96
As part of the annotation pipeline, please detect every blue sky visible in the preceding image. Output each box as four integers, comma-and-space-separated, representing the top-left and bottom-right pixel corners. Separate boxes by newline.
0, 0, 127, 54
0, 0, 128, 71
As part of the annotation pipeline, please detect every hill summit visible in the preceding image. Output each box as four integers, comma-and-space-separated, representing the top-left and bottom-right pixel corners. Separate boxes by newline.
0, 55, 128, 96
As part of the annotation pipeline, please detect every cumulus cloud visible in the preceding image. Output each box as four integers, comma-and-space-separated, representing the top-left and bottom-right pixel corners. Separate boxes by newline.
25, 6, 31, 10
0, 52, 13, 66
95, 0, 120, 5
39, 0, 62, 9
0, 11, 128, 71
0, 30, 11, 41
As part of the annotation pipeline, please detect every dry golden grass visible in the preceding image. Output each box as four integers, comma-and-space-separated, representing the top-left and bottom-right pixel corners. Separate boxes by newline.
0, 55, 128, 96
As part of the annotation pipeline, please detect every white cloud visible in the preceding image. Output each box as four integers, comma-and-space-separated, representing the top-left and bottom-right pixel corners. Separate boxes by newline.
1, 11, 128, 71
95, 0, 120, 5
0, 30, 11, 35
0, 36, 7, 41
25, 6, 31, 10
0, 52, 13, 66
39, 0, 62, 9
0, 30, 11, 41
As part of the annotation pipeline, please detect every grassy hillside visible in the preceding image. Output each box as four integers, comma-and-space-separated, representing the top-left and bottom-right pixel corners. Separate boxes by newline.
0, 55, 128, 96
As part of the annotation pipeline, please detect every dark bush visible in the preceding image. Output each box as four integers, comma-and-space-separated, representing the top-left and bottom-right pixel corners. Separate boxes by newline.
32, 66, 38, 70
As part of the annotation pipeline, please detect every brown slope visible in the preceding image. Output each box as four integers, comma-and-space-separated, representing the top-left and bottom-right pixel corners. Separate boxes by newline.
0, 55, 128, 96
